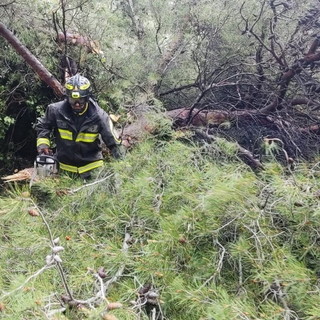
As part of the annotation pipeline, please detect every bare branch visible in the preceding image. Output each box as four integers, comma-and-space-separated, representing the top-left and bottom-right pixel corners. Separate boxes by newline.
68, 173, 115, 194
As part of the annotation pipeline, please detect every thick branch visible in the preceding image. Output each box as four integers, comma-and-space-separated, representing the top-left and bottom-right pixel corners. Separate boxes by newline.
0, 22, 64, 97
290, 97, 318, 107
260, 38, 320, 113
159, 82, 198, 96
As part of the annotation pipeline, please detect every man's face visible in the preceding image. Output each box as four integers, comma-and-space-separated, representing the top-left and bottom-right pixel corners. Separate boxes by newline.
68, 97, 87, 113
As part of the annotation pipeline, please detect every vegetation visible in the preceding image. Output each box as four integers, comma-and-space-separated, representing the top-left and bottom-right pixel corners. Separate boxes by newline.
2, 1, 320, 319
1, 128, 320, 319
1, 0, 320, 172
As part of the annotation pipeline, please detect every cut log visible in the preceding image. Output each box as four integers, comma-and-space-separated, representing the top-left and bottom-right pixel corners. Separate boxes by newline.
166, 108, 229, 127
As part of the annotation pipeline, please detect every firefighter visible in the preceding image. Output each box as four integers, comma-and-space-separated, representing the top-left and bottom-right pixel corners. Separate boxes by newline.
36, 74, 124, 179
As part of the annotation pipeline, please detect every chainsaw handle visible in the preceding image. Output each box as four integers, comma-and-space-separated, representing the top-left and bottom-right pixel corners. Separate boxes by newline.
36, 154, 58, 163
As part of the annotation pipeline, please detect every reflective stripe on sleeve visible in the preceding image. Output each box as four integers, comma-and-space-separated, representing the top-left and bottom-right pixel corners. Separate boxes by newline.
60, 160, 104, 174
76, 132, 99, 143
37, 138, 50, 147
58, 129, 73, 140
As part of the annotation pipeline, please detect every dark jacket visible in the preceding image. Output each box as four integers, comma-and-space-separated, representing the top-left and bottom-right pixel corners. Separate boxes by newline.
36, 98, 122, 174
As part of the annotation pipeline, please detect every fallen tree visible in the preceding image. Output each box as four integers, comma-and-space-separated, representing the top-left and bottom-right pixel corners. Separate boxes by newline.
1, 1, 320, 173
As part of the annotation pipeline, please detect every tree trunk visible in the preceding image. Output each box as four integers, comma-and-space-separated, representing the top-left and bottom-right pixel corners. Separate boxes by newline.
0, 22, 64, 97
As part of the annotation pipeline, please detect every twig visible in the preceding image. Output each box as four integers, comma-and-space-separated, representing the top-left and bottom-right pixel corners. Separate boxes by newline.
69, 173, 115, 193
94, 272, 106, 301
104, 232, 131, 290
200, 240, 226, 288
30, 199, 74, 301
237, 144, 264, 170
0, 1, 16, 7
243, 224, 265, 263
213, 214, 241, 233
75, 229, 132, 306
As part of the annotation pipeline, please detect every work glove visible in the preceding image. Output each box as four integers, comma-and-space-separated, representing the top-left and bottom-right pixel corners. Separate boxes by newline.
110, 145, 125, 160
37, 146, 52, 155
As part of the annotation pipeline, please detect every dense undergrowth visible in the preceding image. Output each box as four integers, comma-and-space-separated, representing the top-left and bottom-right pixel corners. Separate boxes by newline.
1, 132, 320, 320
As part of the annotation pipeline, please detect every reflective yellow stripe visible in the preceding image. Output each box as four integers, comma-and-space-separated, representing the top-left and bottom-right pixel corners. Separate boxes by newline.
60, 160, 103, 174
78, 160, 103, 173
37, 138, 50, 147
58, 129, 73, 140
76, 132, 98, 143
60, 162, 78, 173
108, 118, 121, 143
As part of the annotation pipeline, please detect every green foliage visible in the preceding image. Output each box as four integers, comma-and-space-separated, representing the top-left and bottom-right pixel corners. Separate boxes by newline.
0, 0, 319, 164
0, 116, 14, 140
1, 0, 320, 317
1, 137, 320, 319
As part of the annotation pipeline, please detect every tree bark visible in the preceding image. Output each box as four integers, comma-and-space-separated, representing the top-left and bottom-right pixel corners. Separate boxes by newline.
0, 22, 64, 97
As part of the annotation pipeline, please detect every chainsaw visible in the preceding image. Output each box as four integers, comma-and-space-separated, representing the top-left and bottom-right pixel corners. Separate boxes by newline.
34, 154, 59, 178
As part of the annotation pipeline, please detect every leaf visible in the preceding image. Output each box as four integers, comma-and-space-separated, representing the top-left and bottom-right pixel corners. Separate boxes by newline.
56, 189, 70, 196
154, 272, 164, 278
107, 302, 123, 310
28, 208, 39, 216
97, 267, 107, 278
21, 191, 30, 198
52, 246, 64, 253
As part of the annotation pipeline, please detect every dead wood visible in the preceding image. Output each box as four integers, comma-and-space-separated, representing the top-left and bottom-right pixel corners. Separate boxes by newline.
56, 31, 103, 55
166, 108, 230, 127
1, 168, 35, 182
260, 37, 320, 114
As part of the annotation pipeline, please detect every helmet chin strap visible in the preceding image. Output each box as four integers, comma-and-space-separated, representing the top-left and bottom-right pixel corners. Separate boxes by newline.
73, 102, 88, 115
